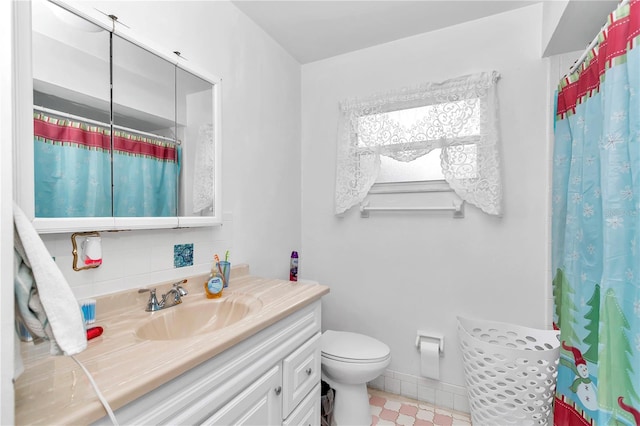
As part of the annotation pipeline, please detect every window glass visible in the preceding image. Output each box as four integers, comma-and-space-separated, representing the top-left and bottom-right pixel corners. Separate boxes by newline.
356, 100, 480, 185
377, 149, 444, 183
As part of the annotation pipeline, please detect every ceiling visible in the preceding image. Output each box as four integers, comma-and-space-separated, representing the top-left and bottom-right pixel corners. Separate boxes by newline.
231, 1, 540, 64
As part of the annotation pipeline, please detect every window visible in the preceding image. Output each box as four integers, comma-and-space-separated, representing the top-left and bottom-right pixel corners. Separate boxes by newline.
357, 100, 480, 184
335, 71, 502, 216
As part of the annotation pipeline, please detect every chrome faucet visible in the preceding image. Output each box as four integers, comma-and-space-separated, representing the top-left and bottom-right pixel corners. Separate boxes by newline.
139, 280, 188, 312
160, 286, 183, 308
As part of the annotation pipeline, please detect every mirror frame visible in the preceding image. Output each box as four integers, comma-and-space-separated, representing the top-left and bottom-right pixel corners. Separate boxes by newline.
18, 0, 222, 233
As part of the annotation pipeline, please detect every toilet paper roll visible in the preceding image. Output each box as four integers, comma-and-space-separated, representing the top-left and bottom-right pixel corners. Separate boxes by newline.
419, 338, 440, 380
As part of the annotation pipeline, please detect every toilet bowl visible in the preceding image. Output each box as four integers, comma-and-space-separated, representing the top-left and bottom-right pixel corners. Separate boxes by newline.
321, 330, 391, 426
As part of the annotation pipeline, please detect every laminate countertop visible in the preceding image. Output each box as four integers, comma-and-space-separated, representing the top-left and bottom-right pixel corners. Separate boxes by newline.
14, 265, 330, 425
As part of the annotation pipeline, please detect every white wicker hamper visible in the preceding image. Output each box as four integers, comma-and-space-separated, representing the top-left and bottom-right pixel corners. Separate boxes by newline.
457, 316, 560, 425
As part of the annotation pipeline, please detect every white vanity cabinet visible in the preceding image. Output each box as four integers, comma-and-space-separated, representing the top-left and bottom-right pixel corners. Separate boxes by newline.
284, 385, 321, 426
282, 332, 322, 418
93, 301, 322, 426
204, 336, 322, 426
203, 365, 283, 425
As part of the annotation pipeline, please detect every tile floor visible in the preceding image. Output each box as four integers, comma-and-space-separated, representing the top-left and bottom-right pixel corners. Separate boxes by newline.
369, 388, 471, 426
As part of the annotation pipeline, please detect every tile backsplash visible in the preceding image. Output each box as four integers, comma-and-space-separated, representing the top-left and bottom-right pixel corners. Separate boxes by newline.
40, 216, 233, 300
368, 369, 470, 414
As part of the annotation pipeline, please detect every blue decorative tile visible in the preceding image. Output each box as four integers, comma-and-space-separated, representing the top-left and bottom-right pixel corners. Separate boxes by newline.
174, 243, 194, 268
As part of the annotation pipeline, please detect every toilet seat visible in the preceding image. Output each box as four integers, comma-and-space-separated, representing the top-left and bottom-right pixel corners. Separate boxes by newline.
322, 352, 390, 364
321, 330, 390, 363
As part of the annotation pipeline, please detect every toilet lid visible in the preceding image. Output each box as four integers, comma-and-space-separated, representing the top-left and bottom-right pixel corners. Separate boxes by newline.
321, 330, 390, 363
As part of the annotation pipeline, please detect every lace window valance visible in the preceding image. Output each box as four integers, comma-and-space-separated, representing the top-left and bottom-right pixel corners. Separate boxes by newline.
334, 71, 503, 216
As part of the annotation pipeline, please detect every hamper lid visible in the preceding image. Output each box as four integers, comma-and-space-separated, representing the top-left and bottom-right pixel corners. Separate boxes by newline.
321, 330, 390, 362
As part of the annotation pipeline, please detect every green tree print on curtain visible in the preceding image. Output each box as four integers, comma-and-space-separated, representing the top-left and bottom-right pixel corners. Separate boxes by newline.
599, 288, 638, 425
583, 284, 600, 364
554, 268, 581, 348
553, 268, 564, 328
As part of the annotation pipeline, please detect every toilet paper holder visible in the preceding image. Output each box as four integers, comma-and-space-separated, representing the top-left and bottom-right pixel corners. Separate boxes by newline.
415, 331, 444, 356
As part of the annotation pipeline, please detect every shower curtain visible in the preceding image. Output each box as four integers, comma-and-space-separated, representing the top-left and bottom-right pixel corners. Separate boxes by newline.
34, 113, 180, 218
112, 130, 179, 217
552, 1, 640, 425
34, 113, 112, 217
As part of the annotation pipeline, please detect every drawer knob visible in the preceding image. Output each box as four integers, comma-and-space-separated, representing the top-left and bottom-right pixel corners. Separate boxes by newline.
274, 386, 282, 396
305, 368, 312, 376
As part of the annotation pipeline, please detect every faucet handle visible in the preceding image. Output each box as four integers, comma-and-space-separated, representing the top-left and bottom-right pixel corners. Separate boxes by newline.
173, 279, 188, 297
139, 288, 162, 312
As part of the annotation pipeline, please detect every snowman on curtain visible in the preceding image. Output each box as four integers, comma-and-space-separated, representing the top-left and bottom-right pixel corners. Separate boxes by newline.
561, 342, 598, 411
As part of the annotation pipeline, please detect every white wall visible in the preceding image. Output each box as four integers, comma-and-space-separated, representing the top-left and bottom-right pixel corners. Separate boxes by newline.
542, 0, 618, 58
0, 1, 16, 421
36, 0, 302, 298
542, 0, 569, 55
301, 4, 551, 389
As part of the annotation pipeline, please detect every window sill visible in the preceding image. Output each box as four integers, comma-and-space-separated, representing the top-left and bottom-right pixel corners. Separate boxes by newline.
368, 180, 452, 194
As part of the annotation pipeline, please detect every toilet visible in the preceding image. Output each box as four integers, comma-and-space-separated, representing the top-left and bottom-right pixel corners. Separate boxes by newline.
321, 330, 391, 426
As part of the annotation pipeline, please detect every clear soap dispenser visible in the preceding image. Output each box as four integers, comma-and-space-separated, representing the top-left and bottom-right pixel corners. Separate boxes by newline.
204, 257, 223, 299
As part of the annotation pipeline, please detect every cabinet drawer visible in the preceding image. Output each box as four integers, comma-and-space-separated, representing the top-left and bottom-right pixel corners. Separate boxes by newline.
283, 332, 321, 418
283, 384, 320, 426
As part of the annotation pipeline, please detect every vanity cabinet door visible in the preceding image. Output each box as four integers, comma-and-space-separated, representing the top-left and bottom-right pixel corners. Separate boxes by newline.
282, 332, 321, 418
202, 364, 283, 426
283, 384, 321, 426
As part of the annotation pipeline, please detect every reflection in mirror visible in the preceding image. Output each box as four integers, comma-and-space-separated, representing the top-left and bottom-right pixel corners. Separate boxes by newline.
112, 35, 178, 217
28, 0, 221, 230
32, 0, 111, 217
177, 67, 215, 217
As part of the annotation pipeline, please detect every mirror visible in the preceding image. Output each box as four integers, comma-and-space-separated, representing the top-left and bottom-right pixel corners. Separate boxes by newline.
29, 0, 221, 232
176, 67, 216, 218
32, 0, 112, 218
111, 34, 179, 217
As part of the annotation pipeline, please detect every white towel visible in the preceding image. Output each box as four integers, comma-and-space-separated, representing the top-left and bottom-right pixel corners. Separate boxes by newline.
13, 203, 86, 359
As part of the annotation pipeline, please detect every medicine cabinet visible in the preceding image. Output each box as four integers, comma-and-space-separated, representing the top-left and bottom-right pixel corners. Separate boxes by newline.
21, 0, 222, 233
